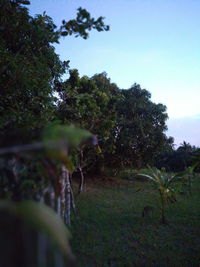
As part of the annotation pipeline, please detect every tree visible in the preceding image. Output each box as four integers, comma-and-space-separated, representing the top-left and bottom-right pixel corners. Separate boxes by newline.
57, 75, 170, 173
113, 84, 168, 169
0, 0, 109, 147
57, 71, 120, 179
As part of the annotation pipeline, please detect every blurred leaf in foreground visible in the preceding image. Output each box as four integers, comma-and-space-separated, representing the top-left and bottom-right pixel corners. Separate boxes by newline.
43, 122, 92, 148
0, 200, 75, 263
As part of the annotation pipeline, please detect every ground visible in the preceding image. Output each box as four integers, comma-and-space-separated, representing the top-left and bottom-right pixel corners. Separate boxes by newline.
71, 176, 200, 266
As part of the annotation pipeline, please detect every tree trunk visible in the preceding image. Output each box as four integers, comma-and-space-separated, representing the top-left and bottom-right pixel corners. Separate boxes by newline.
61, 166, 71, 226
70, 183, 77, 216
160, 191, 166, 224
161, 204, 166, 224
78, 166, 84, 194
60, 173, 66, 220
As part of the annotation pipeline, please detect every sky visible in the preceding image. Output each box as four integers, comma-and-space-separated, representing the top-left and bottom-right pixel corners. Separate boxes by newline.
29, 0, 200, 147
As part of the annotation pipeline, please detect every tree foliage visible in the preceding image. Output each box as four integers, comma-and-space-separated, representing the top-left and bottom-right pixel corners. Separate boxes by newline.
57, 72, 170, 172
0, 0, 109, 147
113, 84, 168, 168
155, 141, 199, 172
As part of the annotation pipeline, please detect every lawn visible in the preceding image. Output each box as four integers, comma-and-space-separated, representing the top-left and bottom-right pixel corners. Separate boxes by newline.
70, 177, 200, 266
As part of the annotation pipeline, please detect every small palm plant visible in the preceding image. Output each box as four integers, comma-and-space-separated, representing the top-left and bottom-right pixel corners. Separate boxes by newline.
139, 166, 180, 224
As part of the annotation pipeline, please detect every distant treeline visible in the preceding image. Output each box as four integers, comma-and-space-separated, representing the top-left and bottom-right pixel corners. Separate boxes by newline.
155, 141, 200, 172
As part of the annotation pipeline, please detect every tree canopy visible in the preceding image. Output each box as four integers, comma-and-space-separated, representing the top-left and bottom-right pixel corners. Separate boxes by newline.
56, 71, 170, 171
0, 0, 109, 147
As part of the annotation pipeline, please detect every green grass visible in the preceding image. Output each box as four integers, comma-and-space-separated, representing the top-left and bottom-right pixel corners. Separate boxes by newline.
70, 178, 200, 266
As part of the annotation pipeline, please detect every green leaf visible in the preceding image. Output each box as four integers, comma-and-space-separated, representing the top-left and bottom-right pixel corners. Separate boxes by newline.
43, 122, 92, 148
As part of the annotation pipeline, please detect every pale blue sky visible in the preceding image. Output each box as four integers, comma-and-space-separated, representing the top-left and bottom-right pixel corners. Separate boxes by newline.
30, 0, 200, 146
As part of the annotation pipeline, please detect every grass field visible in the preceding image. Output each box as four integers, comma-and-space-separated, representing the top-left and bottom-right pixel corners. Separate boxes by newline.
70, 177, 200, 266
